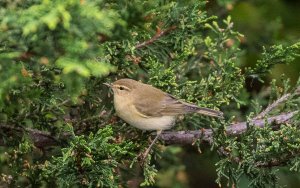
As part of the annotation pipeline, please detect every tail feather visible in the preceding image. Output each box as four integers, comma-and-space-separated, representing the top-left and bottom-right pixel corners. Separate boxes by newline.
196, 107, 223, 118
184, 103, 223, 118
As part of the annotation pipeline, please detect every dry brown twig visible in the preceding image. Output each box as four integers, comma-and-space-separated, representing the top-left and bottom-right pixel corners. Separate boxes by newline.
135, 25, 177, 49
254, 93, 291, 120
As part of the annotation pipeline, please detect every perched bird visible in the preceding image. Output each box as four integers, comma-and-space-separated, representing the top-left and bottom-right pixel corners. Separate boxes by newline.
105, 78, 223, 158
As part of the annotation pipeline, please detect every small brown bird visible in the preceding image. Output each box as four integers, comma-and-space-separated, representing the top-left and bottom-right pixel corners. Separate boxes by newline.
105, 78, 223, 158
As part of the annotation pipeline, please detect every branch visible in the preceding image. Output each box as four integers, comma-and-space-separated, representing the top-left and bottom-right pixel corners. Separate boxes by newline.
0, 112, 298, 150
0, 124, 72, 148
160, 111, 298, 145
135, 26, 177, 49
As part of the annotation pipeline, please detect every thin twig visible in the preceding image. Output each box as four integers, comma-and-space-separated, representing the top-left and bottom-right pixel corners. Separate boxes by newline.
255, 94, 291, 120
255, 158, 287, 168
48, 99, 71, 111
135, 26, 177, 49
217, 146, 241, 163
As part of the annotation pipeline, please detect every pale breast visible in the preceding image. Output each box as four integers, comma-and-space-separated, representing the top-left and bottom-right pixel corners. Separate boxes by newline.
114, 95, 175, 130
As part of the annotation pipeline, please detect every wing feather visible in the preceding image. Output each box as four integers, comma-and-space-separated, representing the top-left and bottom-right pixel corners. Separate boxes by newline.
132, 84, 190, 117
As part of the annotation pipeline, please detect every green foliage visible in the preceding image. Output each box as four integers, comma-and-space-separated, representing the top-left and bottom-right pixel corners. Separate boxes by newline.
0, 0, 300, 187
43, 126, 134, 187
246, 42, 300, 76
0, 0, 120, 104
214, 80, 300, 187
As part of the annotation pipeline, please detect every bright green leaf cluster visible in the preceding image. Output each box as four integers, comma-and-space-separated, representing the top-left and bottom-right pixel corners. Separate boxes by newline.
246, 42, 300, 76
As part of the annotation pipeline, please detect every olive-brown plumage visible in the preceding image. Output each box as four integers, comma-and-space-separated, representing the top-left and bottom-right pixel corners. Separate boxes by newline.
108, 78, 223, 131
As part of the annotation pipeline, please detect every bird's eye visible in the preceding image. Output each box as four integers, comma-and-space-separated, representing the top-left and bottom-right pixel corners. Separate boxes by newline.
119, 86, 125, 90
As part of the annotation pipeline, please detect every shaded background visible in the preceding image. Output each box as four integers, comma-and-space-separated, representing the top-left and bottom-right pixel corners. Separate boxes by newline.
154, 0, 300, 187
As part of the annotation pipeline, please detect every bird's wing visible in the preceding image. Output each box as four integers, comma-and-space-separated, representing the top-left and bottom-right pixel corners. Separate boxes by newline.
132, 85, 190, 117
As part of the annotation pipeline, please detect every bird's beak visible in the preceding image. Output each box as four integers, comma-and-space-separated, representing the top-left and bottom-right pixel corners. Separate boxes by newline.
103, 83, 112, 87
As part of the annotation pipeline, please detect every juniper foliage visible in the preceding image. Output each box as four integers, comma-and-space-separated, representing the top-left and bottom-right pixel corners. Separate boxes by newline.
0, 0, 299, 187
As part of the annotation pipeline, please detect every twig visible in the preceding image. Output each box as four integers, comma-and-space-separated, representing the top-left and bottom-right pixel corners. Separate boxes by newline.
255, 93, 291, 120
135, 26, 177, 49
217, 146, 241, 163
48, 99, 71, 111
255, 158, 287, 168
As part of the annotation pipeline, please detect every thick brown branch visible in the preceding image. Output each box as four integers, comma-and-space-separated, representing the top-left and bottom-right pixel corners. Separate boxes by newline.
160, 111, 298, 145
0, 124, 72, 148
0, 111, 298, 149
135, 26, 177, 49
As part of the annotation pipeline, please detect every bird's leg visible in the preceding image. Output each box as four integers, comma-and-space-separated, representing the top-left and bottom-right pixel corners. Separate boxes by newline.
141, 130, 162, 161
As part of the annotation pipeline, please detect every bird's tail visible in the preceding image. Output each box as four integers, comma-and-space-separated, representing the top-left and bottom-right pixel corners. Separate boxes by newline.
183, 103, 223, 118
196, 107, 223, 118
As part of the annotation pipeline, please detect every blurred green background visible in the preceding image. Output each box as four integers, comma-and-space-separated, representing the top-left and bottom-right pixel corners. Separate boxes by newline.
225, 0, 300, 86
155, 0, 300, 187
